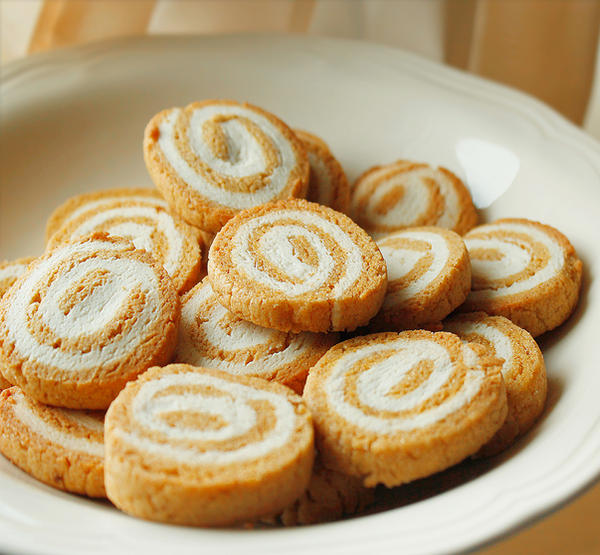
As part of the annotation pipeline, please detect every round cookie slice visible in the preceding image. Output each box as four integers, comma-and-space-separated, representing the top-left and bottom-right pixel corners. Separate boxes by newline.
105, 364, 314, 526
144, 99, 310, 233
175, 278, 338, 394
350, 160, 477, 238
262, 458, 374, 526
0, 257, 35, 390
46, 188, 206, 294
445, 312, 547, 456
0, 257, 35, 298
461, 218, 583, 337
208, 198, 388, 333
0, 387, 105, 497
294, 129, 350, 213
303, 330, 507, 487
46, 188, 166, 242
0, 233, 180, 409
371, 227, 471, 330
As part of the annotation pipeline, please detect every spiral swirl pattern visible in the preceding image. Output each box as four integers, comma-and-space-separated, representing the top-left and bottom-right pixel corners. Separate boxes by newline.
461, 219, 582, 336
144, 100, 309, 232
373, 227, 470, 329
104, 364, 314, 525
47, 189, 205, 294
0, 257, 34, 299
325, 337, 485, 434
112, 370, 299, 465
208, 199, 387, 332
0, 234, 179, 409
351, 161, 477, 237
304, 331, 507, 486
175, 279, 337, 393
444, 312, 547, 456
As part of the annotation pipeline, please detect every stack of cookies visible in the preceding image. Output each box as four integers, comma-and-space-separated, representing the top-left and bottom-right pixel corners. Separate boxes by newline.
0, 99, 583, 527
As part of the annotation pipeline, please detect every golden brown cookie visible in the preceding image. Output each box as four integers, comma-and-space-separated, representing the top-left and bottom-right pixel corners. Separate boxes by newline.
370, 226, 471, 330
294, 129, 350, 213
105, 364, 314, 526
444, 312, 547, 456
46, 188, 165, 242
0, 257, 36, 389
303, 330, 507, 487
0, 387, 105, 497
46, 188, 206, 294
461, 218, 583, 337
350, 160, 477, 237
144, 99, 310, 233
261, 458, 374, 526
175, 278, 338, 394
0, 257, 35, 298
0, 233, 179, 409
208, 198, 387, 333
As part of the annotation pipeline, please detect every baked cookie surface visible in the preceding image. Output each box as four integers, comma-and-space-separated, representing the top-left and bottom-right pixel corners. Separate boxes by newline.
208, 198, 387, 333
444, 312, 547, 456
294, 129, 350, 213
105, 364, 314, 526
0, 233, 179, 409
262, 458, 374, 526
350, 160, 477, 237
144, 99, 309, 233
175, 278, 337, 393
461, 218, 583, 336
371, 226, 471, 330
0, 257, 36, 389
0, 387, 105, 497
303, 330, 507, 487
47, 188, 205, 294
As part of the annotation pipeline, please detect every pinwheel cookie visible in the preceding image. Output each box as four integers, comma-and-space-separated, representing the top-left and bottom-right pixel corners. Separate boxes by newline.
262, 458, 374, 526
46, 188, 206, 294
208, 199, 388, 333
304, 330, 507, 487
144, 99, 310, 233
0, 257, 36, 390
370, 227, 471, 330
0, 387, 105, 497
294, 129, 350, 213
445, 312, 547, 456
0, 233, 179, 409
175, 278, 338, 394
0, 257, 34, 298
461, 218, 583, 337
105, 364, 314, 526
351, 160, 477, 238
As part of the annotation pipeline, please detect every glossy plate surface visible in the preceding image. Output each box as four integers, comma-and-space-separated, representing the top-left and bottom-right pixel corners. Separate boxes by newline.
0, 35, 599, 555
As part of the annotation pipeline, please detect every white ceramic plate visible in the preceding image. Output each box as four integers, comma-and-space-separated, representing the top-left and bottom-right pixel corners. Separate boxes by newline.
0, 35, 599, 555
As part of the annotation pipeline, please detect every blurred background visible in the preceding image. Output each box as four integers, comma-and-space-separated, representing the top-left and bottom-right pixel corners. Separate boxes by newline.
3, 0, 600, 137
1, 1, 599, 554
